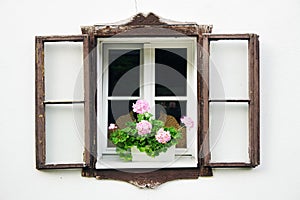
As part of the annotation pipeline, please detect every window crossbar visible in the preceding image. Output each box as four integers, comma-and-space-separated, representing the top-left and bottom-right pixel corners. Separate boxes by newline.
43, 100, 84, 104
209, 99, 250, 103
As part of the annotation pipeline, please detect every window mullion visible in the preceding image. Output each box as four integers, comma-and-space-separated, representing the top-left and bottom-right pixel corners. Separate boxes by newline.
187, 42, 198, 157
143, 43, 155, 113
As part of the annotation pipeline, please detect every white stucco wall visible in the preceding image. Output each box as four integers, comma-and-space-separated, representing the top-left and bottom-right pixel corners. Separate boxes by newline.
1, 0, 300, 199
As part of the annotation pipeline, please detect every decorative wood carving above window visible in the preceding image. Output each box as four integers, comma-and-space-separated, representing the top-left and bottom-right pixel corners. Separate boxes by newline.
35, 13, 260, 188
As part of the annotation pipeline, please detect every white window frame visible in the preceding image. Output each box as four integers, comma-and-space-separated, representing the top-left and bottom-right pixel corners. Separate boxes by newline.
96, 37, 198, 168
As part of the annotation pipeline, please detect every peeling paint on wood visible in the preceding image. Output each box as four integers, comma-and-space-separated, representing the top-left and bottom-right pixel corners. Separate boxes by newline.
35, 35, 89, 170
78, 13, 214, 187
202, 34, 260, 168
87, 168, 201, 188
81, 13, 212, 37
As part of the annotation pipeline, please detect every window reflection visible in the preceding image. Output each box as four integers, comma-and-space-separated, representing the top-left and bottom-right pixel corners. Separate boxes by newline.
155, 101, 186, 124
155, 48, 187, 96
155, 101, 187, 148
108, 49, 140, 96
107, 100, 137, 147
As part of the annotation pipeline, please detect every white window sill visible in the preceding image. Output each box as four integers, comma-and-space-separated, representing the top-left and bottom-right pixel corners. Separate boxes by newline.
95, 155, 198, 169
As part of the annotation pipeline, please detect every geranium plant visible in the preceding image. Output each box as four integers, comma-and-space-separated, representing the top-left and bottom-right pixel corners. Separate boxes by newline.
109, 100, 194, 161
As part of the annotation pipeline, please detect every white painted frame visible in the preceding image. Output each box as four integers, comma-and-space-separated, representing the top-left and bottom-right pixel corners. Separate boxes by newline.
97, 37, 197, 168
98, 43, 143, 156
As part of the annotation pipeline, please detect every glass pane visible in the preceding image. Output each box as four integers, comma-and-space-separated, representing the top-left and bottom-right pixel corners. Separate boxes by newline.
209, 40, 248, 99
45, 104, 84, 164
209, 102, 249, 162
107, 100, 137, 147
155, 48, 187, 96
155, 101, 187, 148
44, 42, 84, 101
108, 49, 140, 96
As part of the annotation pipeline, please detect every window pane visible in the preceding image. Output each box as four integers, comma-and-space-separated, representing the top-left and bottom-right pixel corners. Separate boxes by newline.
155, 48, 187, 96
107, 100, 137, 147
209, 40, 248, 99
155, 101, 186, 123
45, 104, 84, 164
155, 101, 187, 148
44, 42, 84, 101
108, 50, 140, 96
209, 102, 249, 162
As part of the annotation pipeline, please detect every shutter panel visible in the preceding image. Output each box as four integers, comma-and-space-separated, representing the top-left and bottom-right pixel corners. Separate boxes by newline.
202, 34, 260, 168
35, 35, 92, 169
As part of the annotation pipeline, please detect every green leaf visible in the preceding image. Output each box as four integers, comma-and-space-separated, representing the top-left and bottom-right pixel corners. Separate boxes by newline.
123, 127, 131, 132
109, 109, 185, 160
137, 114, 144, 122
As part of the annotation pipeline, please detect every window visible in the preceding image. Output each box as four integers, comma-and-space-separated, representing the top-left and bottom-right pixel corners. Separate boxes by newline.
35, 13, 260, 187
97, 38, 198, 169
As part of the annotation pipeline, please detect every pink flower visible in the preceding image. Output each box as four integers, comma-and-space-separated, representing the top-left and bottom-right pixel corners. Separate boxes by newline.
180, 116, 194, 130
108, 123, 118, 130
136, 120, 152, 135
155, 128, 171, 144
132, 100, 150, 114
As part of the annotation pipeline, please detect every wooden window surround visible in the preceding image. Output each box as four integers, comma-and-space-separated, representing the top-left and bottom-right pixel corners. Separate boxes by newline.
35, 13, 260, 188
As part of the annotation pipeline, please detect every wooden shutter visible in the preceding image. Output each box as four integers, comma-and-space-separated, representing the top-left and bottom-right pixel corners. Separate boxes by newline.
35, 35, 94, 169
202, 34, 260, 168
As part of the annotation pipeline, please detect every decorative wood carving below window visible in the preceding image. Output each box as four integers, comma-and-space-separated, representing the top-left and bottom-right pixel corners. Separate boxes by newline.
84, 168, 201, 189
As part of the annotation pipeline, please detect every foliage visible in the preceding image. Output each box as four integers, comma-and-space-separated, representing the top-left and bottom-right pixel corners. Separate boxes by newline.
109, 100, 192, 161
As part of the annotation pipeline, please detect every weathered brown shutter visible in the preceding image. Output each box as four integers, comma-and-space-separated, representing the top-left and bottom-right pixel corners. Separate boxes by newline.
35, 35, 93, 169
202, 33, 260, 168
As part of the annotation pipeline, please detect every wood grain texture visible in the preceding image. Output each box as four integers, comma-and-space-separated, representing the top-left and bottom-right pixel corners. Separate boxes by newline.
198, 34, 213, 176
203, 33, 253, 40
209, 162, 252, 168
125, 13, 167, 26
35, 37, 45, 169
81, 13, 212, 37
252, 34, 260, 167
79, 13, 215, 183
202, 34, 260, 168
82, 168, 200, 188
201, 35, 211, 167
35, 35, 87, 169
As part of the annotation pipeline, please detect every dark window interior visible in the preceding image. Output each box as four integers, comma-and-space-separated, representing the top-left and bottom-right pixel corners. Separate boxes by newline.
108, 49, 140, 96
155, 48, 187, 96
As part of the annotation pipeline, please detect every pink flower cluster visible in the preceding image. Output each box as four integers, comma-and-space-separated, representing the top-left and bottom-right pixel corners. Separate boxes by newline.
180, 116, 194, 130
108, 123, 118, 130
136, 120, 152, 135
155, 128, 171, 144
132, 100, 150, 114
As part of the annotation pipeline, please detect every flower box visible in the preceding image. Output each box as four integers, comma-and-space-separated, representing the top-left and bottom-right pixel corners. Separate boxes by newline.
131, 145, 175, 162
109, 99, 194, 162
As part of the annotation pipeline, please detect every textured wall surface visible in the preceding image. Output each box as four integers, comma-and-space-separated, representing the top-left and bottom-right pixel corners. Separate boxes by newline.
0, 0, 300, 199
